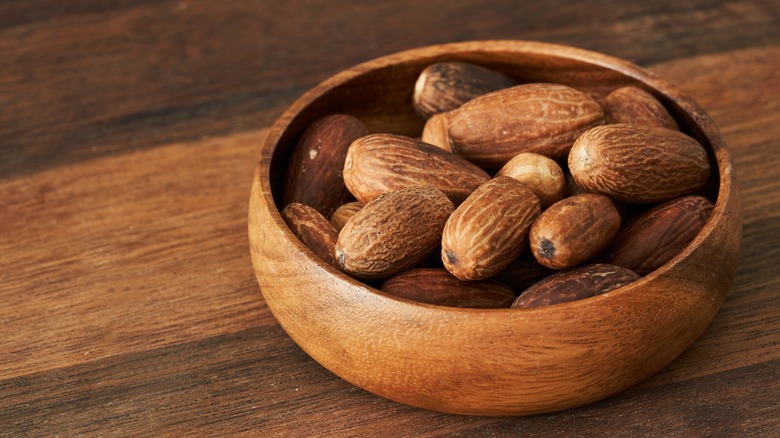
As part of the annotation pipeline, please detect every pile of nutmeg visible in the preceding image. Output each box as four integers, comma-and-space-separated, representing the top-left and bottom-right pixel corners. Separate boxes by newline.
280, 62, 714, 309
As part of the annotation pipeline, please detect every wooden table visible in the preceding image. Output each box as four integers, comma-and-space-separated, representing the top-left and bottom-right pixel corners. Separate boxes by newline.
1, 1, 778, 435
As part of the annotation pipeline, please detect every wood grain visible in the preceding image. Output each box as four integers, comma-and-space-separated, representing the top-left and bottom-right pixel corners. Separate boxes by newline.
1, 0, 778, 178
1, 0, 779, 434
0, 131, 267, 379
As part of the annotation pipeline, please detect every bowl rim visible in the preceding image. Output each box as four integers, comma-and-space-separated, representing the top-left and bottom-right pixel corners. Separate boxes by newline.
254, 39, 737, 314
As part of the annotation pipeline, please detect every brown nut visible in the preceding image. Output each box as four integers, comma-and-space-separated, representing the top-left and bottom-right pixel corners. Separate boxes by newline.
496, 152, 566, 209
530, 194, 621, 270
568, 124, 711, 203
336, 187, 454, 280
412, 62, 517, 119
284, 114, 368, 217
329, 201, 363, 232
442, 176, 541, 281
281, 202, 339, 266
603, 86, 679, 130
605, 195, 714, 275
512, 264, 639, 308
381, 268, 516, 308
343, 133, 490, 205
446, 83, 605, 169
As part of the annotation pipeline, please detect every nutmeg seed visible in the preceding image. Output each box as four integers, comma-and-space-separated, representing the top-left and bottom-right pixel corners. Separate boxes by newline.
281, 202, 340, 266
530, 194, 621, 270
605, 195, 714, 275
496, 152, 566, 209
442, 176, 541, 280
603, 86, 679, 130
284, 114, 368, 217
343, 133, 490, 205
336, 187, 454, 280
381, 268, 516, 308
413, 62, 517, 119
446, 83, 605, 169
512, 264, 639, 308
568, 124, 711, 203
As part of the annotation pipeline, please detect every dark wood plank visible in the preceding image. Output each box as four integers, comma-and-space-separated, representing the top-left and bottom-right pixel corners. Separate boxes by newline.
0, 131, 269, 379
1, 326, 776, 437
2, 0, 778, 178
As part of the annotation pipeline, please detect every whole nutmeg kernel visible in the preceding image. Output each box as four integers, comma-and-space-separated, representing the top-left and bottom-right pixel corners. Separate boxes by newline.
281, 202, 339, 266
336, 187, 454, 280
512, 264, 640, 308
530, 194, 621, 270
343, 133, 490, 205
604, 195, 714, 275
603, 86, 679, 130
441, 176, 541, 281
381, 268, 516, 309
568, 124, 710, 203
446, 83, 605, 169
284, 114, 368, 217
496, 152, 566, 209
413, 62, 517, 119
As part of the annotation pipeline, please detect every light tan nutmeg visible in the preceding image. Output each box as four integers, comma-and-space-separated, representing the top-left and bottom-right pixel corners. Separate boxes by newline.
496, 152, 566, 209
441, 176, 541, 281
421, 113, 452, 152
336, 187, 454, 280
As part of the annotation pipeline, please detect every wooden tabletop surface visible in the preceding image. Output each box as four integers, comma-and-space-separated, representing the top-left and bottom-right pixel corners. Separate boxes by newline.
2, 1, 778, 436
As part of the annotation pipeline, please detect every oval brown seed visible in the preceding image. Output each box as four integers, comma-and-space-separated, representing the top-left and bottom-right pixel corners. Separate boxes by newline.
512, 264, 639, 308
603, 86, 679, 130
530, 194, 621, 270
413, 62, 517, 119
281, 203, 339, 266
421, 113, 452, 152
381, 268, 516, 308
605, 195, 714, 275
568, 124, 710, 203
329, 201, 363, 232
496, 152, 566, 209
343, 133, 490, 205
442, 176, 541, 281
284, 114, 368, 217
446, 83, 605, 169
336, 187, 454, 280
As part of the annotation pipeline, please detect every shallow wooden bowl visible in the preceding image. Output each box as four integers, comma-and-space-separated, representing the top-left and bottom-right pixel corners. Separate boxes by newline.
248, 40, 741, 416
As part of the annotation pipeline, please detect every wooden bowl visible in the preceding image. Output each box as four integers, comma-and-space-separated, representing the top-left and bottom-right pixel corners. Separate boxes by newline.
248, 40, 741, 416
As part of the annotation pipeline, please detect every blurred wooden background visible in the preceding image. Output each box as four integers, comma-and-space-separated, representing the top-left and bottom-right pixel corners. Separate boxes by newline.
1, 1, 778, 435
